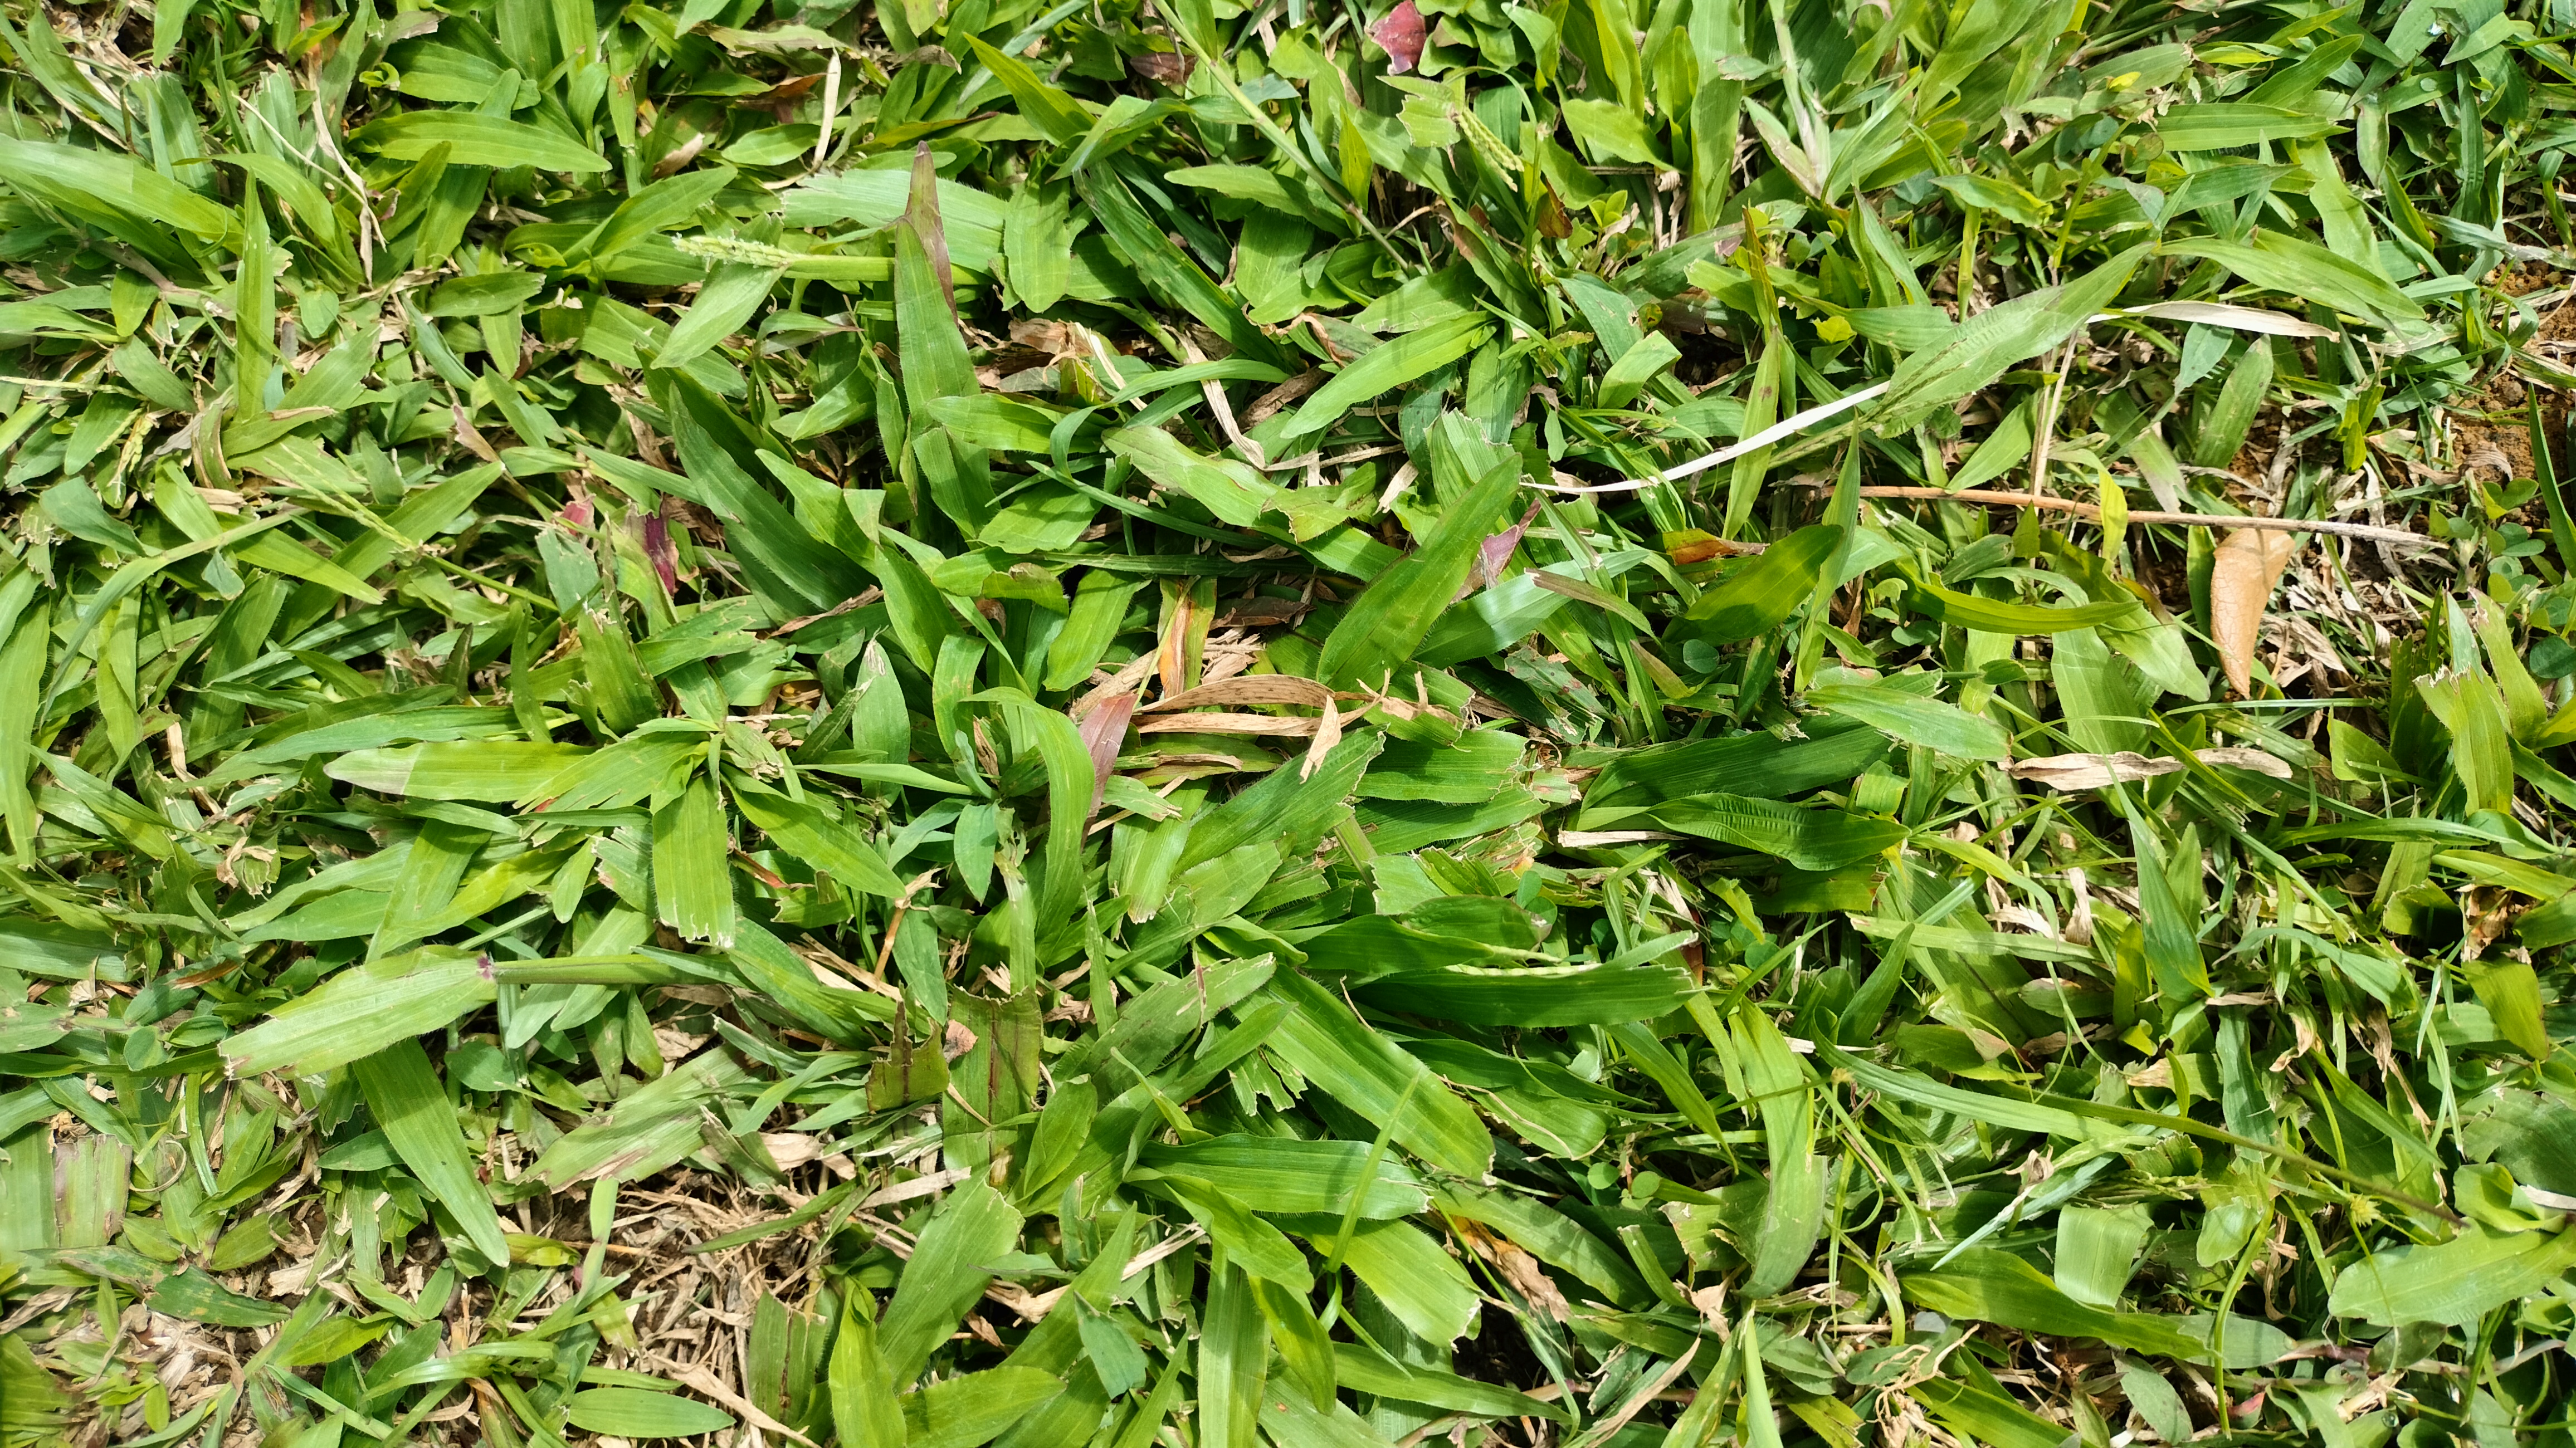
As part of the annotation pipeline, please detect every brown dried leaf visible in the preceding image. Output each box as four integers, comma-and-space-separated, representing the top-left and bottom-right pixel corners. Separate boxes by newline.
1456, 1218, 1569, 1321
2190, 746, 2295, 779
1242, 369, 1325, 428
1135, 712, 1321, 736
2212, 527, 2299, 697
2007, 752, 2187, 789
1300, 694, 1343, 780
1139, 674, 1336, 713
1128, 51, 1192, 85
2010, 748, 2294, 790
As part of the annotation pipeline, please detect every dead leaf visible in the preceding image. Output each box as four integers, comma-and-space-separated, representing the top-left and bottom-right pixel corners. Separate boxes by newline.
1139, 674, 1336, 713
2190, 746, 2295, 779
1127, 51, 1192, 85
2462, 884, 2520, 963
2212, 527, 2299, 697
1455, 1218, 1569, 1321
2008, 752, 2186, 789
1075, 689, 1136, 819
1135, 712, 1321, 736
1300, 693, 1342, 780
642, 508, 679, 595
2009, 747, 2294, 790
1455, 502, 1541, 602
1369, 0, 1428, 74
1242, 370, 1325, 428
759, 1132, 822, 1171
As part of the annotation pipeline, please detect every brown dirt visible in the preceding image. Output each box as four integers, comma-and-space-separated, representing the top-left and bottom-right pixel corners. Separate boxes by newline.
2491, 261, 2559, 298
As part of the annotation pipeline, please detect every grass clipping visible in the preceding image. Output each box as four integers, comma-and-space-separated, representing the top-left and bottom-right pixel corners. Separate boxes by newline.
3, 0, 2575, 1444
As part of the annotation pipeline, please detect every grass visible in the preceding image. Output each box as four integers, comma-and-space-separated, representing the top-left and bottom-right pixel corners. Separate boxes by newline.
6, 0, 2576, 1445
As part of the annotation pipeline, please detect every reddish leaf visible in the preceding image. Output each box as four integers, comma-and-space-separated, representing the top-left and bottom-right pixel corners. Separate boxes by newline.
643, 509, 679, 595
1454, 501, 1542, 603
1370, 0, 1427, 74
1074, 692, 1135, 820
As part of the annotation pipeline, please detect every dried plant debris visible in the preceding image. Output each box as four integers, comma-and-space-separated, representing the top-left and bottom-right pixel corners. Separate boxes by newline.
7, 0, 2576, 1445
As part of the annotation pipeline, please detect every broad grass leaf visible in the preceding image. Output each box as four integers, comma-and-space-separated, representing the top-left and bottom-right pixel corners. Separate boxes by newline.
353, 1038, 513, 1266
830, 1289, 905, 1447
1416, 552, 1655, 666
1280, 315, 1493, 441
148, 1268, 291, 1328
2462, 957, 2551, 1059
577, 165, 739, 266
1869, 245, 2147, 426
652, 773, 736, 947
733, 784, 908, 899
925, 395, 1061, 453
565, 1388, 736, 1439
1291, 1219, 1477, 1344
1201, 1264, 1269, 1448
1433, 1181, 1652, 1308
1582, 721, 1887, 811
963, 36, 1090, 144
1902, 577, 2136, 634
1808, 680, 2011, 761
985, 691, 1100, 937
1178, 732, 1384, 875
1676, 524, 1843, 644
897, 172, 974, 407
224, 951, 495, 1078
902, 1367, 1063, 1448
1158, 1176, 1313, 1292
1350, 962, 1690, 1025
1056, 955, 1276, 1088
0, 136, 237, 249
2150, 102, 2340, 149
656, 262, 780, 371
2326, 1226, 2576, 1327
878, 1182, 1024, 1383
350, 111, 609, 172
2414, 668, 2516, 815
529, 1050, 759, 1190
1905, 1249, 2206, 1359
2054, 1205, 2150, 1308
1104, 425, 1277, 528
2118, 299, 2335, 337
2162, 232, 2424, 326
1621, 794, 1904, 870
784, 172, 1007, 271
727, 919, 895, 1040
1813, 1042, 2116, 1141
324, 741, 587, 802
1076, 167, 1285, 365
1134, 1137, 1428, 1219
1265, 968, 1494, 1178
1253, 1276, 1335, 1410
1909, 1377, 2067, 1448
1318, 458, 1521, 684
213, 153, 343, 248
